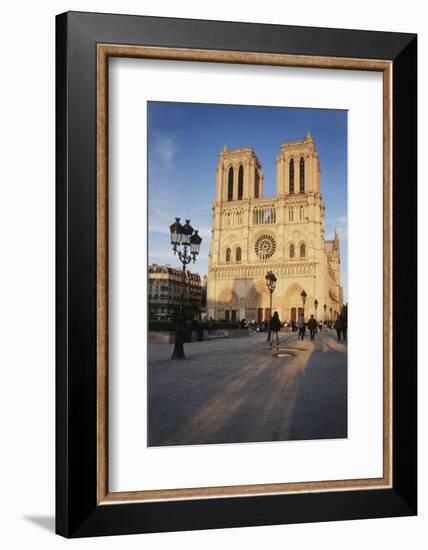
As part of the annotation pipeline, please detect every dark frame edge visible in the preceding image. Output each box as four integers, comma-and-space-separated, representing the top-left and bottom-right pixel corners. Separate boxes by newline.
69, 489, 414, 538
392, 34, 418, 515
55, 11, 69, 538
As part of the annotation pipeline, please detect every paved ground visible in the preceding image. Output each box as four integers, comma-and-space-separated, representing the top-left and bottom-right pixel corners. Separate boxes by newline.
148, 329, 347, 446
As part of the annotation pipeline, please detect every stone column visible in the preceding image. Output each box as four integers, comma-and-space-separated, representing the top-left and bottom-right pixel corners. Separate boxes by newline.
244, 160, 250, 199
233, 164, 238, 201
249, 159, 255, 199
283, 157, 289, 195
276, 154, 283, 195
215, 162, 223, 202
310, 153, 316, 193
222, 166, 228, 202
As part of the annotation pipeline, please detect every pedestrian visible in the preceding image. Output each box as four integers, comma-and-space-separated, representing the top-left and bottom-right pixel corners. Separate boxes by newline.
269, 311, 281, 349
341, 313, 347, 342
265, 317, 271, 342
334, 317, 342, 342
307, 314, 317, 341
297, 313, 306, 340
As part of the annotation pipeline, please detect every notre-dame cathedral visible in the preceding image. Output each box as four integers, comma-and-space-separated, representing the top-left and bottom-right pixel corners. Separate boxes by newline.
206, 133, 342, 324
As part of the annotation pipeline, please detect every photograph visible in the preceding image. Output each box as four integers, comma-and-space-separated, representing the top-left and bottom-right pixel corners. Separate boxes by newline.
0, 0, 420, 544
147, 101, 348, 446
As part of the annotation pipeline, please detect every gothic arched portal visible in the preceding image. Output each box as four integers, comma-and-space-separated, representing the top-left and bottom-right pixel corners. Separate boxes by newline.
217, 286, 240, 322
245, 281, 271, 323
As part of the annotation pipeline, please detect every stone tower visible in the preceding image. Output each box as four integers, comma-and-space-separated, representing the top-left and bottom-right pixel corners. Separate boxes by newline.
207, 134, 341, 323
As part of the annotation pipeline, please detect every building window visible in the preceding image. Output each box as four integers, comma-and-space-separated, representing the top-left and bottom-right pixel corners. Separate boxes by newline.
289, 207, 293, 221
236, 247, 241, 262
255, 171, 260, 199
299, 157, 305, 193
255, 234, 276, 260
289, 158, 294, 194
227, 167, 234, 201
238, 165, 243, 200
300, 243, 306, 258
289, 244, 295, 258
300, 205, 303, 220
225, 248, 231, 262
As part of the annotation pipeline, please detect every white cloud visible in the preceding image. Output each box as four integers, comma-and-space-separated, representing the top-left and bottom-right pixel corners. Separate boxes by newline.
154, 133, 176, 166
335, 215, 347, 225
149, 223, 169, 236
325, 214, 347, 227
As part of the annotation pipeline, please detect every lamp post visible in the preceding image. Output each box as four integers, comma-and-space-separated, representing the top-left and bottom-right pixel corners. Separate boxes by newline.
323, 303, 327, 324
265, 271, 277, 344
300, 289, 307, 319
314, 299, 318, 320
169, 218, 202, 359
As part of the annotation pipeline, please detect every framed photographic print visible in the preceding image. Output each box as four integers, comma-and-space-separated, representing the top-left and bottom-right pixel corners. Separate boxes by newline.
56, 11, 417, 537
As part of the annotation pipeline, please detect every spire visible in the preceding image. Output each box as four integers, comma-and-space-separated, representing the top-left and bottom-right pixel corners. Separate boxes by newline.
305, 130, 313, 141
222, 144, 228, 153
333, 229, 340, 249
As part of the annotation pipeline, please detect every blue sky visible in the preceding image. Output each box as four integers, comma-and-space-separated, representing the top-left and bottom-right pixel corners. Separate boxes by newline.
148, 101, 348, 299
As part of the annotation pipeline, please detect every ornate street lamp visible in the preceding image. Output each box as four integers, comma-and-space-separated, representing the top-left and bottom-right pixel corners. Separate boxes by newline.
265, 271, 277, 344
169, 217, 183, 250
189, 229, 202, 258
300, 289, 307, 319
314, 299, 318, 320
169, 218, 203, 359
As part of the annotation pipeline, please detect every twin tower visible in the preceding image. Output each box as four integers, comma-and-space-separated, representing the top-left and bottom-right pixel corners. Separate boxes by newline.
207, 133, 342, 324
214, 131, 321, 203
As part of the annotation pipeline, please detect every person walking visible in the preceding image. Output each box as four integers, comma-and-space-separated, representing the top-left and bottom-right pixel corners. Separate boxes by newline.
334, 317, 342, 342
269, 311, 281, 349
297, 313, 306, 341
307, 314, 317, 341
341, 313, 347, 342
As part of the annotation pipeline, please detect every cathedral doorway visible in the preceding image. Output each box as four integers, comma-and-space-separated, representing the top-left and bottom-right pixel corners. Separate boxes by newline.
225, 309, 238, 322
289, 306, 305, 322
283, 283, 307, 322
217, 287, 240, 322
246, 281, 271, 324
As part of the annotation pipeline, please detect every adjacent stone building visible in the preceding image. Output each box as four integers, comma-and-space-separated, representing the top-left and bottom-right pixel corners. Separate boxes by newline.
148, 264, 202, 321
207, 133, 342, 323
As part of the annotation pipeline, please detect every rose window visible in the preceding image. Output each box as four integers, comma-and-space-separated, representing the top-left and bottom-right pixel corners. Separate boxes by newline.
255, 234, 276, 259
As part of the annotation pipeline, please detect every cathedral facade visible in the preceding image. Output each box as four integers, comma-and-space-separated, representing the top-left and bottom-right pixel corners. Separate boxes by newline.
206, 133, 342, 324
